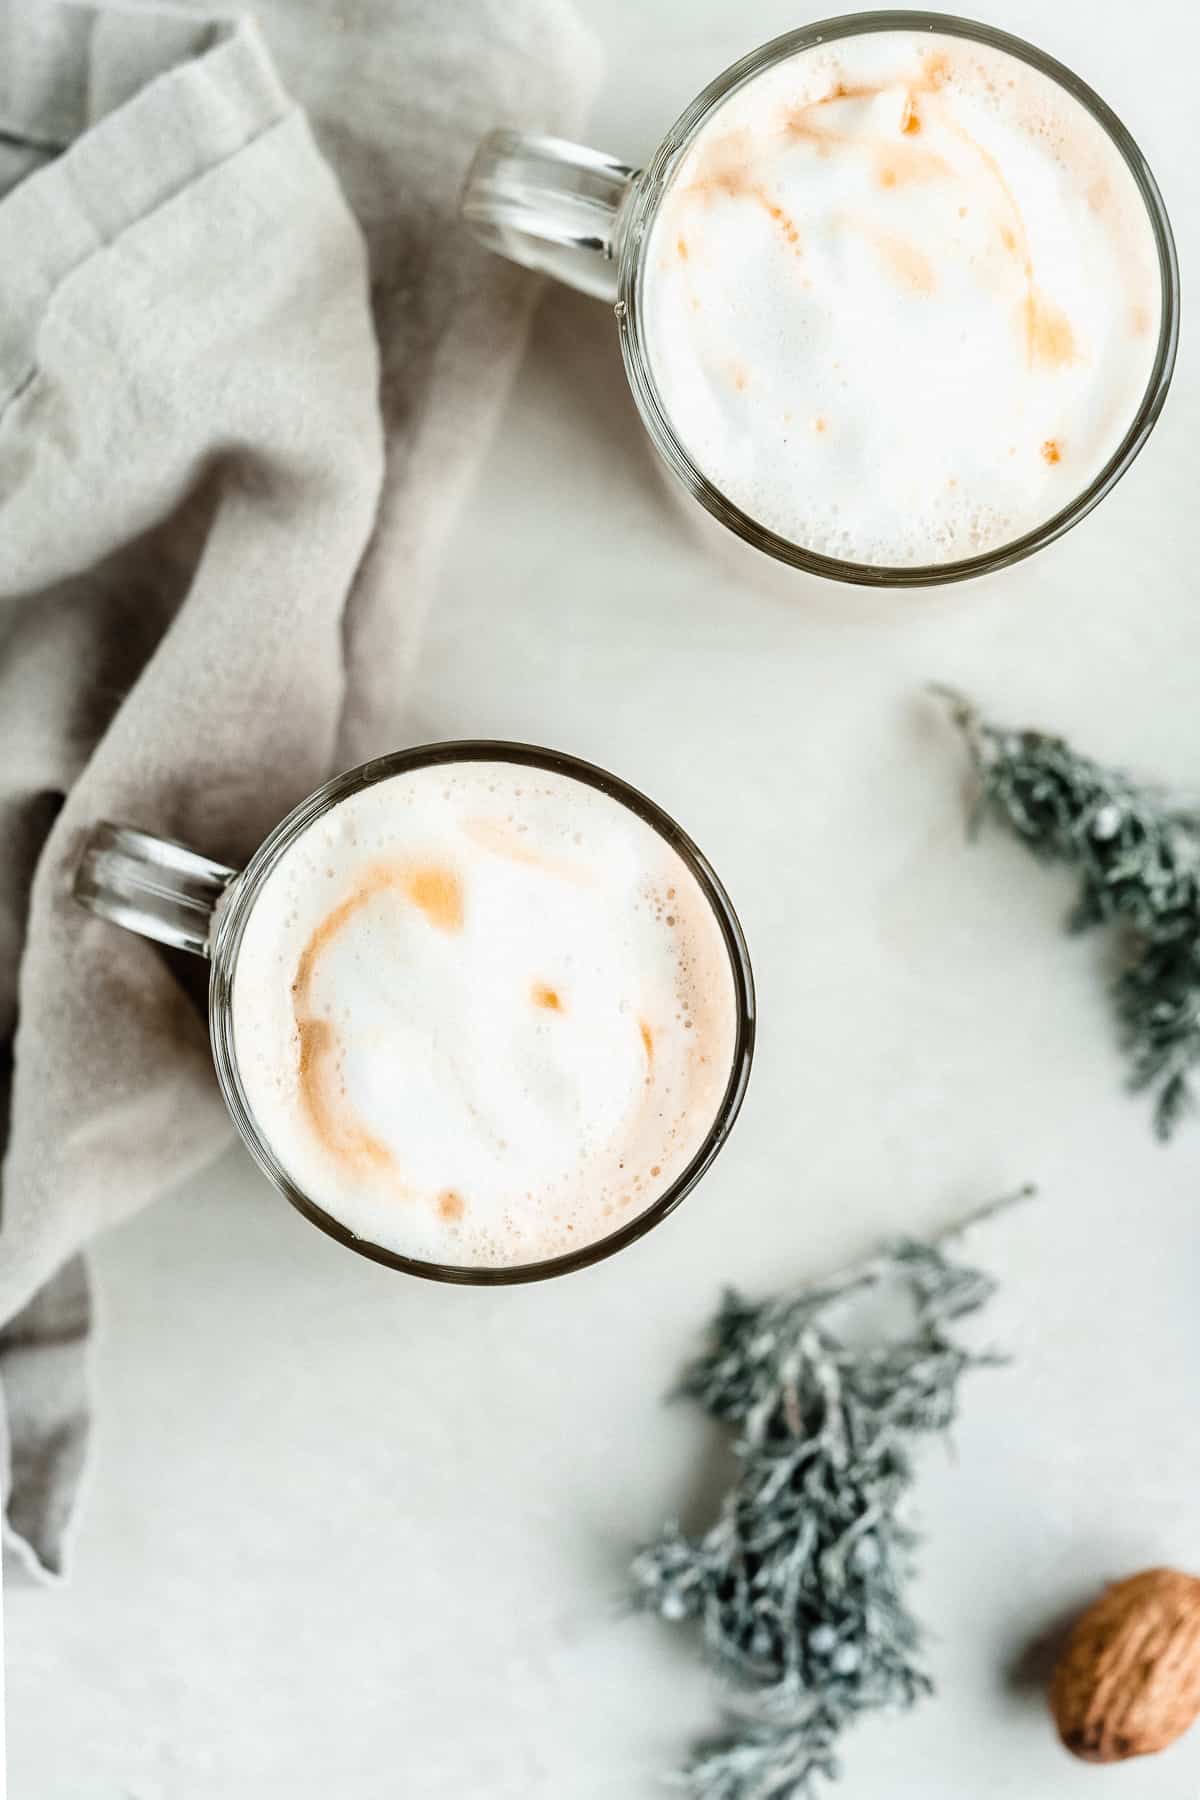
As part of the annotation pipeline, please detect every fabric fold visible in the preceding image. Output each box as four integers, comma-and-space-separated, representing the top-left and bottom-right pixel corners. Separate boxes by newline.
0, 11, 290, 407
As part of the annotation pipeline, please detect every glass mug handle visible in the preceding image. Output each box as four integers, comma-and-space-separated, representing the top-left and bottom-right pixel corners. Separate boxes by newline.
73, 823, 237, 959
460, 130, 638, 302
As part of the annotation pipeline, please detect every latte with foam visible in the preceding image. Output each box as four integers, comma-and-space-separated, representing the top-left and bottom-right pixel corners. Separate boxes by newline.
230, 757, 743, 1268
642, 28, 1163, 567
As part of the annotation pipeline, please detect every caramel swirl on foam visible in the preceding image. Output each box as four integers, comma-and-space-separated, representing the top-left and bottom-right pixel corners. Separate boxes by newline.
231, 762, 740, 1268
643, 31, 1160, 565
290, 859, 464, 1184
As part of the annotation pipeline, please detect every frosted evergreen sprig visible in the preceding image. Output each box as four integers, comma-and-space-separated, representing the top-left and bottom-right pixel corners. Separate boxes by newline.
676, 1714, 842, 1800
633, 1188, 1030, 1800
934, 684, 1200, 1136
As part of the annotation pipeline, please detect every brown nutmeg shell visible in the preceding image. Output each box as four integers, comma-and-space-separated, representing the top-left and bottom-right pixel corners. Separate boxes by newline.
1051, 1567, 1200, 1762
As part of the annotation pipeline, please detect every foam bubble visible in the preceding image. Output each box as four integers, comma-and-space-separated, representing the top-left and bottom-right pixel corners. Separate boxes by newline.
231, 762, 740, 1266
642, 29, 1161, 567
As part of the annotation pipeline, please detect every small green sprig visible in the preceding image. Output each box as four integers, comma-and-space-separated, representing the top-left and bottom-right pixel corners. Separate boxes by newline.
633, 1188, 1030, 1800
934, 685, 1200, 1137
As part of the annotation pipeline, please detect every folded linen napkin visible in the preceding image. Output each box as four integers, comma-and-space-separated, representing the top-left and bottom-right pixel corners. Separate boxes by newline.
0, 0, 599, 1579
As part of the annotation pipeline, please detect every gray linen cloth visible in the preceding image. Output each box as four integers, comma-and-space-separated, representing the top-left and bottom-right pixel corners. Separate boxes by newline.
0, 0, 598, 1579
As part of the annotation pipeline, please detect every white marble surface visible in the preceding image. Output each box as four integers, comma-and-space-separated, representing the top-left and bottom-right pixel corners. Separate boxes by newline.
8, 0, 1200, 1794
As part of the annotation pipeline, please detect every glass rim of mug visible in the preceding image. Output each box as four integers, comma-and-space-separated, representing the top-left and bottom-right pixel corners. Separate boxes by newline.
207, 739, 757, 1287
615, 7, 1181, 588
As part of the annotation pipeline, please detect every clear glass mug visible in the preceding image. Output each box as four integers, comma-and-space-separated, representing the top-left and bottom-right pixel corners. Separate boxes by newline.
73, 742, 756, 1285
460, 8, 1179, 587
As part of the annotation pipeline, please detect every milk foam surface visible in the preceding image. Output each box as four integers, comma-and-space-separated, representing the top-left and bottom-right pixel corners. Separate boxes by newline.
642, 30, 1162, 566
231, 761, 740, 1267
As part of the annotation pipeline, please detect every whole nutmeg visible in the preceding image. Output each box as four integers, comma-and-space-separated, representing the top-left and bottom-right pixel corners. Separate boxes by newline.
1051, 1567, 1200, 1762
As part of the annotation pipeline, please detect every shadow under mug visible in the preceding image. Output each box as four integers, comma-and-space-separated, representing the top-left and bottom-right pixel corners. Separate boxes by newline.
461, 8, 1179, 587
72, 742, 756, 1285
